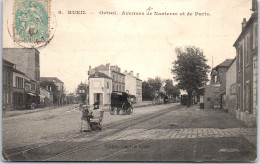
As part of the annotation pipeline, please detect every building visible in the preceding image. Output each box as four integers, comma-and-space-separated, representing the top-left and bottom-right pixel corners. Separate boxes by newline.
12, 68, 27, 110
89, 63, 142, 104
40, 77, 64, 91
123, 71, 142, 103
2, 48, 40, 95
2, 58, 40, 110
225, 58, 237, 115
40, 87, 53, 106
233, 0, 258, 126
40, 77, 65, 105
211, 59, 234, 109
89, 64, 126, 92
199, 59, 233, 109
2, 60, 14, 111
89, 71, 112, 106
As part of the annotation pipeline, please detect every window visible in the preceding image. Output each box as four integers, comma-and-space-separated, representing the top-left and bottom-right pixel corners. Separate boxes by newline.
255, 25, 258, 48
122, 85, 124, 91
237, 85, 241, 110
239, 47, 243, 71
116, 85, 118, 91
31, 83, 36, 91
107, 82, 109, 89
113, 84, 115, 91
113, 75, 115, 81
245, 81, 251, 113
246, 36, 250, 65
15, 76, 24, 88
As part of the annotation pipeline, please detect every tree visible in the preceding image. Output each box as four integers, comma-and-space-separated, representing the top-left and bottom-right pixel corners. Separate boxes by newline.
171, 46, 210, 106
142, 77, 163, 102
164, 79, 180, 98
142, 81, 153, 100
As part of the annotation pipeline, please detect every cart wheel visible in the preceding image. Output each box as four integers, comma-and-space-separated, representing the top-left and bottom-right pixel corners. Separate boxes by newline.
121, 104, 125, 115
116, 108, 120, 115
109, 106, 115, 115
127, 108, 131, 115
90, 122, 99, 131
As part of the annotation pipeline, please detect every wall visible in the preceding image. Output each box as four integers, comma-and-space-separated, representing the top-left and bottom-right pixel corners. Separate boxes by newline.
203, 85, 220, 109
89, 78, 112, 106
2, 60, 14, 111
124, 73, 137, 95
234, 15, 257, 127
136, 79, 142, 102
225, 59, 237, 115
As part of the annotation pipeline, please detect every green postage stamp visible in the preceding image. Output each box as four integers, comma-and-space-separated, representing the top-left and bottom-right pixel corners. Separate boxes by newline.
13, 0, 50, 43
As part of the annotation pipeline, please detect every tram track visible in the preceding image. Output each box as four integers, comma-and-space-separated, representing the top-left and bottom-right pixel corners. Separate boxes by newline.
3, 104, 181, 161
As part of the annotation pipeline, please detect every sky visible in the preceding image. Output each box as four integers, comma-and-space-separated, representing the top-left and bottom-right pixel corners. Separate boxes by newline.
3, 0, 252, 93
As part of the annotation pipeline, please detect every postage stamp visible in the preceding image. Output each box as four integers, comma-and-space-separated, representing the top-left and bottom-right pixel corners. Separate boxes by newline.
13, 0, 50, 43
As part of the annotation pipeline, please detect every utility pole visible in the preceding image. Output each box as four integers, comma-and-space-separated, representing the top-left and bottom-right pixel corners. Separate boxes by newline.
212, 56, 213, 68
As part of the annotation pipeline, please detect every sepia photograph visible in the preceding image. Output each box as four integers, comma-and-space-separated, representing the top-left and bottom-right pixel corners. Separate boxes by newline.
2, 0, 258, 162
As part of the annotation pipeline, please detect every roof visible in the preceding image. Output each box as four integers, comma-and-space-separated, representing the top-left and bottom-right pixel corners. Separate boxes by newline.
213, 59, 234, 71
2, 59, 14, 67
227, 57, 236, 69
89, 72, 112, 79
95, 64, 109, 71
13, 69, 25, 75
40, 77, 64, 83
217, 59, 234, 67
234, 13, 258, 47
111, 70, 126, 76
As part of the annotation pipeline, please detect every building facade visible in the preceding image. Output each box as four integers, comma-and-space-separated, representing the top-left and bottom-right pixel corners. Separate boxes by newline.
89, 63, 142, 104
210, 59, 234, 109
233, 0, 258, 126
89, 71, 112, 106
89, 64, 126, 92
225, 58, 237, 115
2, 48, 40, 95
123, 71, 142, 103
40, 77, 65, 105
2, 60, 14, 111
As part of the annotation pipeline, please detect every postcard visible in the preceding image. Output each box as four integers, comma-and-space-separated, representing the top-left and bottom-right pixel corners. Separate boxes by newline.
2, 0, 257, 162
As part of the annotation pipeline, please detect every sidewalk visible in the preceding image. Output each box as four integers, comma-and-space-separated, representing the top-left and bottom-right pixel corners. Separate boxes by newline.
2, 104, 76, 118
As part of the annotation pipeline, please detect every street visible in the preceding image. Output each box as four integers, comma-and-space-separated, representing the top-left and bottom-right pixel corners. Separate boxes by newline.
2, 103, 256, 162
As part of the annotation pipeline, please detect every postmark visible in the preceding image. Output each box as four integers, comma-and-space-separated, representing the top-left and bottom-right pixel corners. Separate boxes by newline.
13, 0, 50, 44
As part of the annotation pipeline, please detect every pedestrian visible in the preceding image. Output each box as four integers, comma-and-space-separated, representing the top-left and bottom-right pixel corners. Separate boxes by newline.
80, 105, 91, 132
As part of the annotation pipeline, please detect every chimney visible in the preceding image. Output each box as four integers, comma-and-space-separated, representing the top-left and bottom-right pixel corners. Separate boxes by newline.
130, 71, 133, 76
136, 73, 139, 79
118, 68, 121, 73
242, 18, 247, 30
106, 63, 110, 69
88, 66, 91, 75
252, 0, 258, 12
124, 70, 127, 74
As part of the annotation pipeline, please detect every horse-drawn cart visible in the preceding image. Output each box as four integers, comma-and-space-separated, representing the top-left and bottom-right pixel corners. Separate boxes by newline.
109, 91, 133, 115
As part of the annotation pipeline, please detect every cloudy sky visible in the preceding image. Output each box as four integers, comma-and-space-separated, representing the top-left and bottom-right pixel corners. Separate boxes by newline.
3, 0, 252, 93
